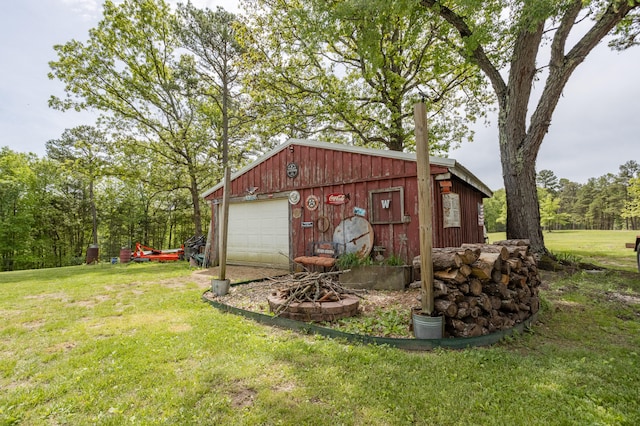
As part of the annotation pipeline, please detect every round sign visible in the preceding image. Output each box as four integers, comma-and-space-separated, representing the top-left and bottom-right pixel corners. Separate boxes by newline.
333, 216, 374, 258
305, 195, 319, 211
288, 190, 301, 205
286, 162, 299, 178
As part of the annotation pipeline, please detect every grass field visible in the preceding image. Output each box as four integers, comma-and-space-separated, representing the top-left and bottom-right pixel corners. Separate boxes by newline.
489, 230, 639, 271
1, 231, 639, 425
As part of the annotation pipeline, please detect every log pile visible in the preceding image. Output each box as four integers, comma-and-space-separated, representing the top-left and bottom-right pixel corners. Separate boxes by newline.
269, 271, 363, 317
413, 240, 540, 338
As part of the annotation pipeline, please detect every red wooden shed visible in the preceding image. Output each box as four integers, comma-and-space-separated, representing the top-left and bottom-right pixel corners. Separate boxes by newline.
202, 139, 492, 269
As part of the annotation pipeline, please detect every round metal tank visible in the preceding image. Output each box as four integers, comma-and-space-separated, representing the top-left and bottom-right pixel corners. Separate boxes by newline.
119, 247, 132, 264
86, 245, 99, 264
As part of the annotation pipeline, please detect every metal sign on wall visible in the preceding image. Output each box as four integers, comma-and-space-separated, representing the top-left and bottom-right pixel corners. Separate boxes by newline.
326, 193, 349, 205
286, 162, 298, 178
442, 192, 461, 228
306, 195, 319, 210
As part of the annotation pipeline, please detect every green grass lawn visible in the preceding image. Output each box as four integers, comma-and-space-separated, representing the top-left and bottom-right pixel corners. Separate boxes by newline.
1, 232, 640, 425
489, 229, 639, 271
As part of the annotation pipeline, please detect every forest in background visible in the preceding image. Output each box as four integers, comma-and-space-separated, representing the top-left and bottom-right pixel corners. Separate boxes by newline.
3, 144, 639, 271
2, 0, 640, 271
483, 161, 640, 233
0, 145, 199, 271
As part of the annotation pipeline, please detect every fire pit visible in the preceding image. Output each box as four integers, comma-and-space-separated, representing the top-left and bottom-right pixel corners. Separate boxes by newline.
266, 271, 361, 322
267, 293, 359, 322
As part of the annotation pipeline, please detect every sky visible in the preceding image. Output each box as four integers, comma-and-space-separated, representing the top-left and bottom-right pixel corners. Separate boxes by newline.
1, 0, 638, 191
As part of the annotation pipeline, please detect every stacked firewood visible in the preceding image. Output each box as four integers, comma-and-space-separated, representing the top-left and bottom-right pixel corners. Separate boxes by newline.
413, 239, 541, 338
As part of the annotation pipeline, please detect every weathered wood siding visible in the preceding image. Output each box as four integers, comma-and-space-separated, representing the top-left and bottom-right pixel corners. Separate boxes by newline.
206, 143, 486, 266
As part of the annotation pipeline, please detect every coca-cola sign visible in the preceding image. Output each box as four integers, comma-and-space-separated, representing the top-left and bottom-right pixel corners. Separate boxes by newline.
326, 193, 350, 205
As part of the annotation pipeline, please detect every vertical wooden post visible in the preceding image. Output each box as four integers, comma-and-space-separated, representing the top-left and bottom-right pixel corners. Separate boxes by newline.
219, 166, 231, 280
414, 102, 434, 315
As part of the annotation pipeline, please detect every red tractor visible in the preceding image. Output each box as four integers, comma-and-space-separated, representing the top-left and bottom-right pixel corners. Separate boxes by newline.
131, 242, 185, 262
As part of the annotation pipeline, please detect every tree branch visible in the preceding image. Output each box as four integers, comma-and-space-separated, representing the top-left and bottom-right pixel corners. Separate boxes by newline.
420, 0, 507, 99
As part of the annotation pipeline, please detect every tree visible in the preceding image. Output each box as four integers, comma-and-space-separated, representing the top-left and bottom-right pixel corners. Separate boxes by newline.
46, 126, 108, 248
48, 0, 218, 237
622, 177, 640, 225
538, 187, 569, 231
175, 3, 254, 166
28, 157, 70, 268
0, 148, 36, 270
556, 178, 582, 229
108, 140, 205, 248
575, 174, 625, 230
242, 0, 488, 153
483, 188, 507, 233
618, 160, 640, 228
537, 169, 560, 196
421, 0, 640, 253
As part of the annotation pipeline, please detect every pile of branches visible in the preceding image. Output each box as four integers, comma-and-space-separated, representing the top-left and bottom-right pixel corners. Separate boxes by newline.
271, 271, 362, 316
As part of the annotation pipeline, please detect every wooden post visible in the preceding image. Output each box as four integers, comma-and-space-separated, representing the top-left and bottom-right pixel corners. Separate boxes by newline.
414, 102, 434, 315
219, 166, 231, 280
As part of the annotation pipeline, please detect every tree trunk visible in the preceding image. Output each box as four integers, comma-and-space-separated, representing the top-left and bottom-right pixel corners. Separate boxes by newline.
89, 179, 98, 246
501, 158, 545, 254
188, 172, 203, 238
421, 0, 640, 255
497, 19, 547, 255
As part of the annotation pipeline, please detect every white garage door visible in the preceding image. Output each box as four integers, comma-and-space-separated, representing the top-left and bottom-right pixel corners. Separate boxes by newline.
226, 199, 290, 268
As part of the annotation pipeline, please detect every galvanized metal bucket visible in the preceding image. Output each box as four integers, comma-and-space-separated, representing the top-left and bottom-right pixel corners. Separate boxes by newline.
412, 311, 444, 339
211, 279, 230, 297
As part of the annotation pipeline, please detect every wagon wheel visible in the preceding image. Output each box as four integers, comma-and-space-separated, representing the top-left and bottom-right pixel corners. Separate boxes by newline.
316, 216, 330, 233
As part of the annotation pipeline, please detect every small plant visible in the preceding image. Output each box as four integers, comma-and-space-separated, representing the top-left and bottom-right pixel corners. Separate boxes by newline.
552, 250, 583, 264
328, 307, 410, 338
382, 254, 406, 266
336, 252, 372, 269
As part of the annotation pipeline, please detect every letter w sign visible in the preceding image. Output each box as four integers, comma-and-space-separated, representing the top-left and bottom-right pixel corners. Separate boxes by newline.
381, 199, 391, 209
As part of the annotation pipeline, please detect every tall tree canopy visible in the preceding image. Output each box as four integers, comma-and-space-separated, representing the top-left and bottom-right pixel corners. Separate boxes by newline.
420, 0, 640, 253
48, 0, 234, 237
46, 125, 108, 247
242, 0, 489, 153
0, 149, 37, 270
175, 3, 255, 163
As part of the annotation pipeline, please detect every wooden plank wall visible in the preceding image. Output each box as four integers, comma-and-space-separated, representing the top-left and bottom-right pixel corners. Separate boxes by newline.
206, 144, 486, 265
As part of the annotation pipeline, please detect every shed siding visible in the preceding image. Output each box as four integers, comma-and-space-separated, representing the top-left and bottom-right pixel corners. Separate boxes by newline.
206, 143, 486, 267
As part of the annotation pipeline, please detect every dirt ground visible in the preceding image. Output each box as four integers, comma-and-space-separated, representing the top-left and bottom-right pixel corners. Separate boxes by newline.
190, 265, 289, 290
196, 265, 639, 338
196, 266, 424, 334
